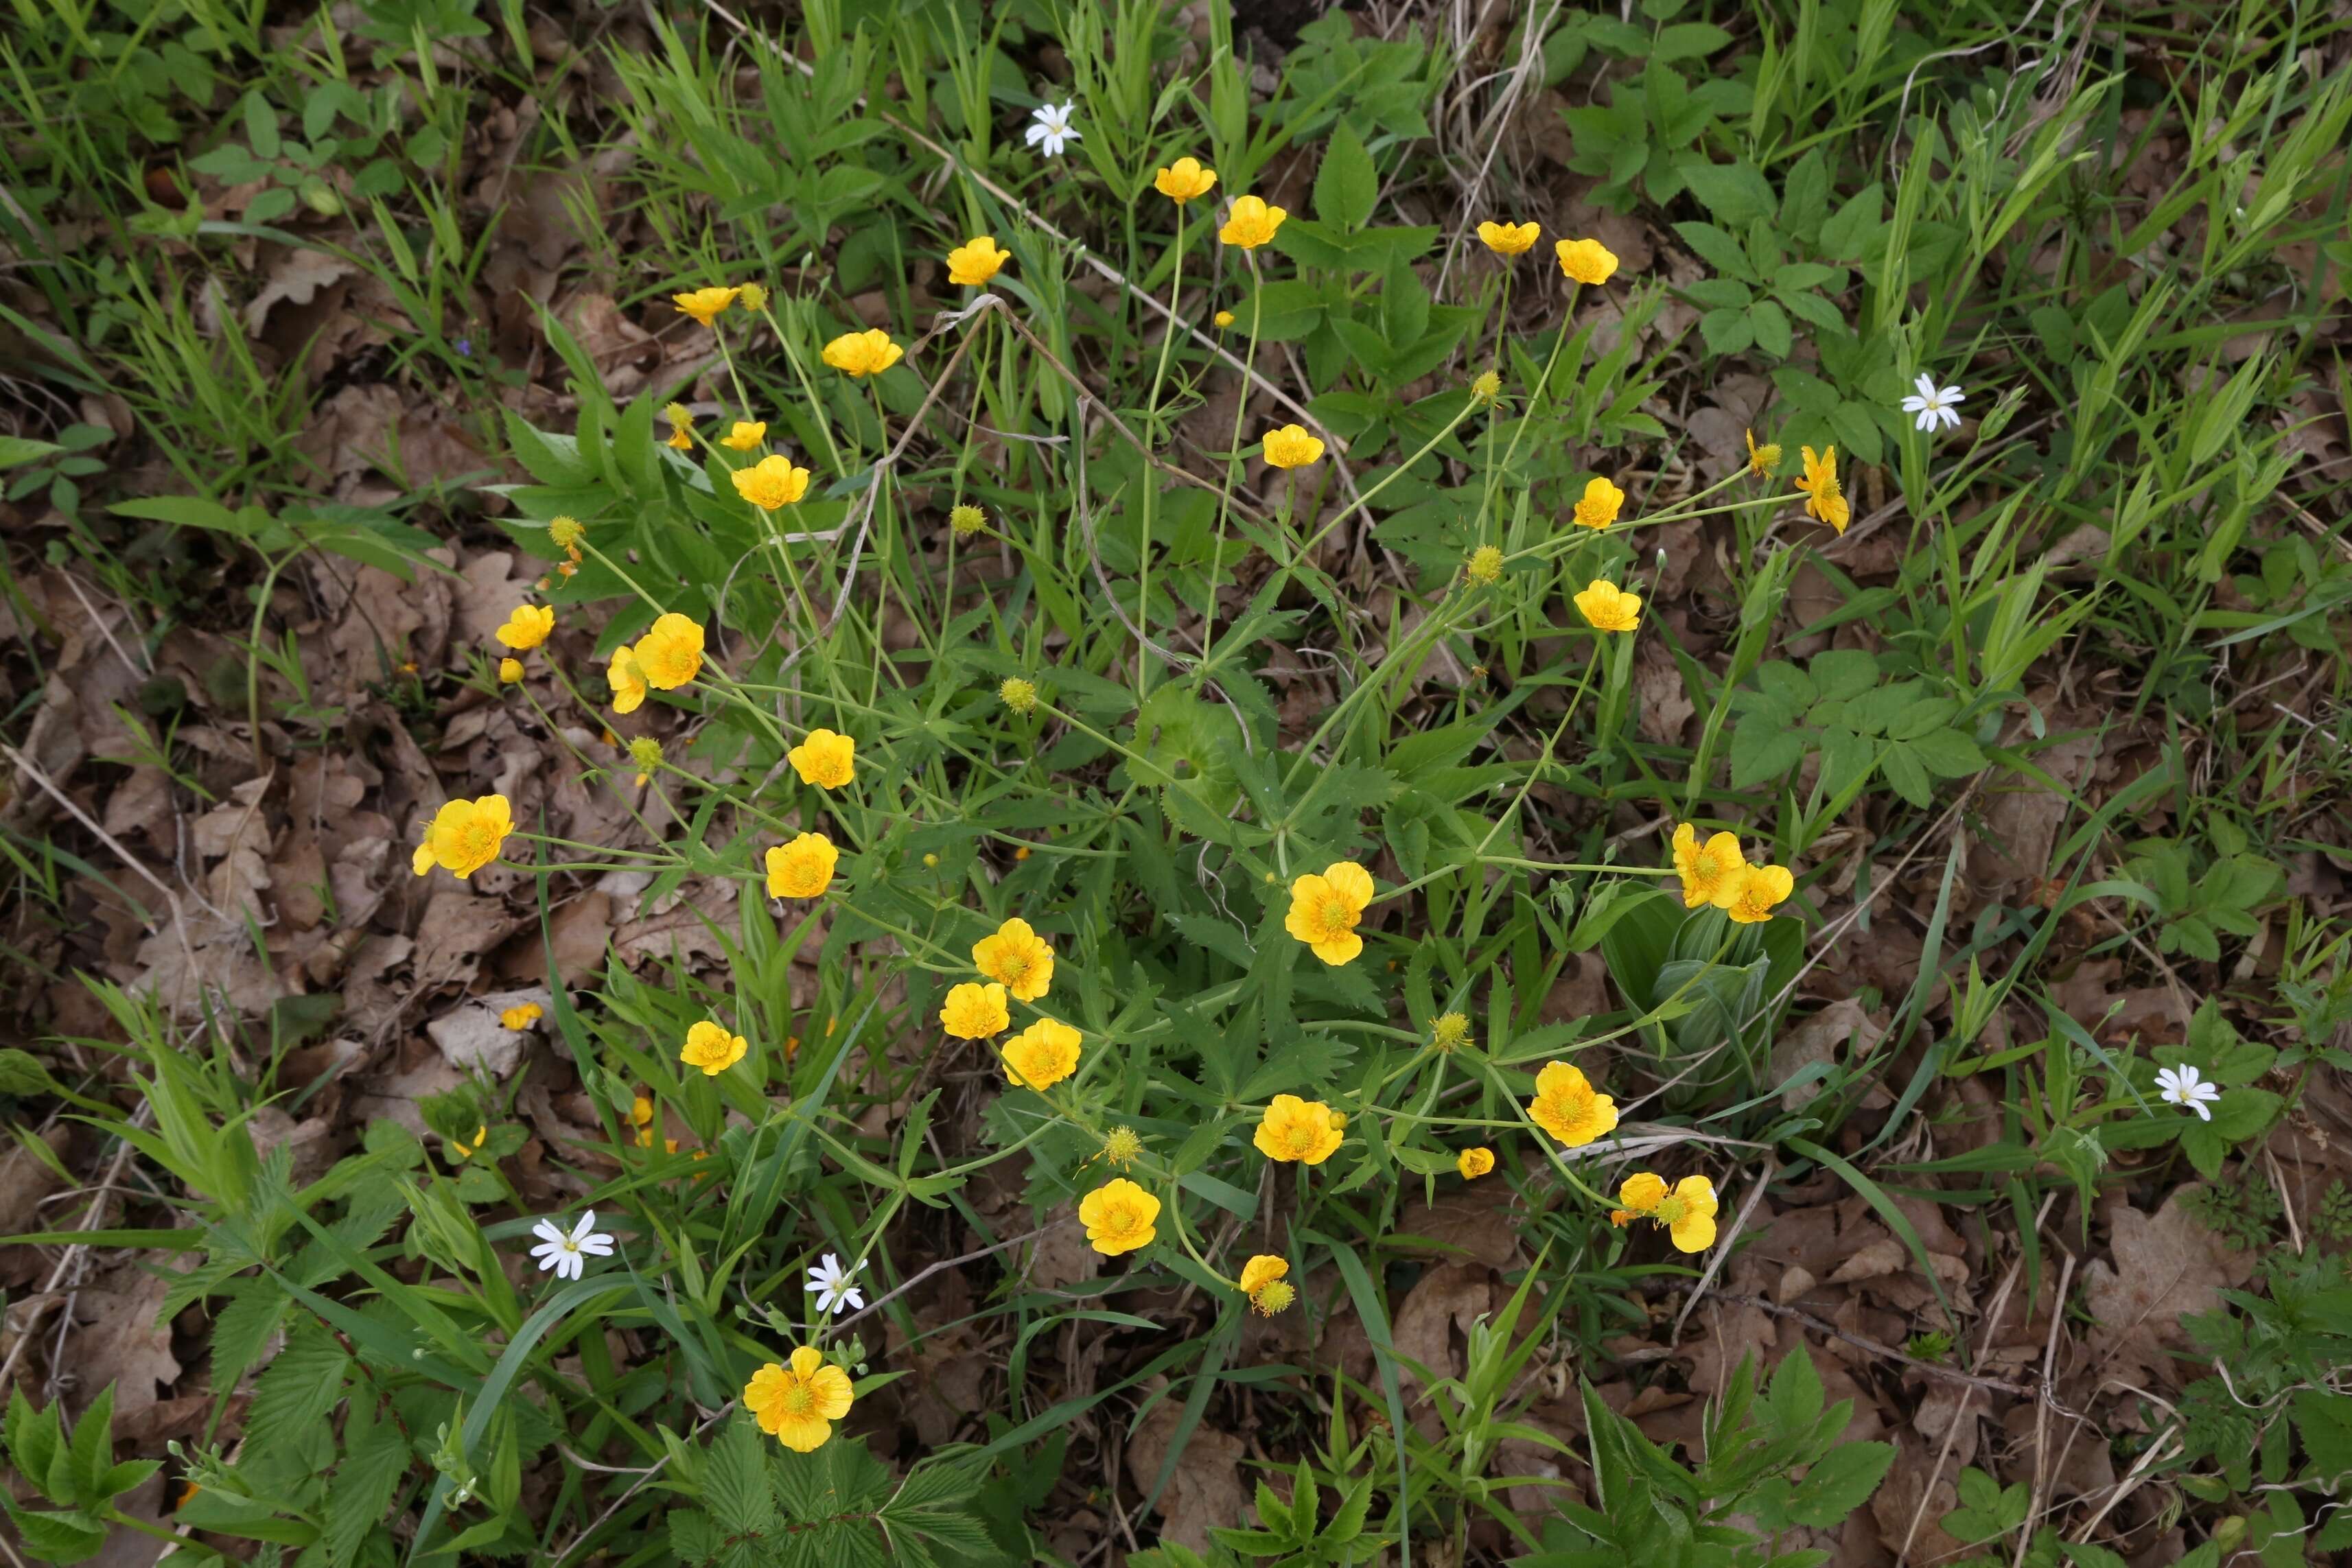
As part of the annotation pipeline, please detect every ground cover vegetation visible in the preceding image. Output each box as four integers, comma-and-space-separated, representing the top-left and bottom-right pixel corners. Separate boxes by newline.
3, 1, 2351, 1565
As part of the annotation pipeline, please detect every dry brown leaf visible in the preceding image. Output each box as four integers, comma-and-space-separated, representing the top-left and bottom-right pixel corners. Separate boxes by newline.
0, 1127, 73, 1286
412, 889, 524, 989
1393, 1189, 1522, 1268
1392, 1259, 1492, 1391
1634, 637, 1696, 746
426, 987, 550, 1077
1828, 1237, 1907, 1285
1967, 726, 2101, 894
244, 248, 356, 334
68, 1263, 185, 1418
1124, 1394, 1248, 1554
2082, 1186, 2252, 1389
1772, 998, 1887, 1112
452, 551, 547, 648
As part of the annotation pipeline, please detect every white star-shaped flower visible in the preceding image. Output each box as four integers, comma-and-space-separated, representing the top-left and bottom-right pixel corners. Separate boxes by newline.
528, 1210, 616, 1281
2154, 1064, 2221, 1122
1900, 372, 1965, 433
805, 1252, 865, 1315
1025, 102, 1080, 158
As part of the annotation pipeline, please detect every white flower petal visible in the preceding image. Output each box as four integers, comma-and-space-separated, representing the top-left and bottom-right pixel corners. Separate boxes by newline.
532, 1219, 567, 1245
840, 1287, 864, 1310
2189, 1098, 2213, 1121
579, 1235, 616, 1256
1913, 372, 1938, 399
570, 1210, 598, 1242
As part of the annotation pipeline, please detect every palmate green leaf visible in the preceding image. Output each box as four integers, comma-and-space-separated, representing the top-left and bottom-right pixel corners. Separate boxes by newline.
1907, 727, 1987, 777
1699, 307, 1754, 355
1729, 718, 1809, 788
1677, 159, 1776, 225
3, 1501, 108, 1564
321, 1409, 409, 1567
1314, 120, 1377, 231
5, 1388, 62, 1499
209, 1279, 291, 1389
0, 436, 63, 470
705, 1414, 775, 1541
1674, 221, 1754, 282
63, 1384, 115, 1506
246, 1320, 348, 1462
1881, 745, 1933, 808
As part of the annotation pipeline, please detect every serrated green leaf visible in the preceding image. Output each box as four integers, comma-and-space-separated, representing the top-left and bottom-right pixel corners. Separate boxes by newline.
1314, 121, 1377, 231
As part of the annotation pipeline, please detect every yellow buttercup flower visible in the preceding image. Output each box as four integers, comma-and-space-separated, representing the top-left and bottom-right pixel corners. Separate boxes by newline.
744, 1346, 854, 1453
630, 1095, 654, 1130
1476, 220, 1539, 256
680, 1020, 747, 1076
732, 454, 811, 511
765, 832, 839, 899
631, 613, 704, 689
1465, 545, 1504, 584
1555, 237, 1619, 285
1218, 194, 1286, 248
1237, 1254, 1287, 1296
1670, 822, 1748, 910
450, 1123, 487, 1159
663, 404, 695, 451
500, 1003, 543, 1030
721, 420, 766, 452
1079, 1178, 1161, 1255
1213, 309, 1235, 328
607, 646, 647, 715
1725, 863, 1795, 924
1610, 1173, 1719, 1252
627, 736, 663, 786
1261, 424, 1325, 469
822, 329, 903, 378
1745, 429, 1781, 478
1526, 1061, 1617, 1147
411, 795, 513, 879
1153, 156, 1217, 204
1001, 1016, 1081, 1090
974, 916, 1054, 1001
946, 235, 1009, 287
1572, 476, 1625, 530
940, 981, 1009, 1040
787, 728, 856, 789
1284, 861, 1373, 965
1253, 1095, 1345, 1165
1795, 445, 1850, 533
498, 657, 522, 683
1238, 1254, 1292, 1313
673, 285, 739, 326
1098, 1127, 1143, 1168
1574, 579, 1642, 632
1457, 1146, 1495, 1180
495, 603, 554, 651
